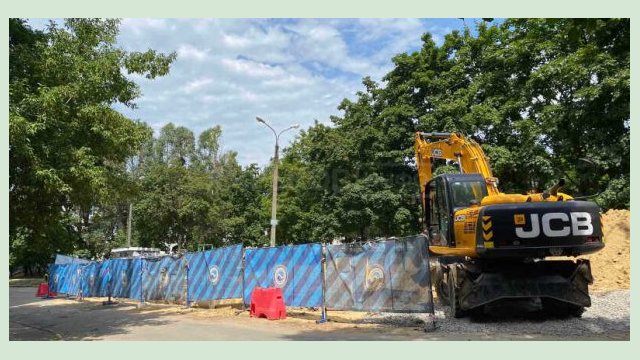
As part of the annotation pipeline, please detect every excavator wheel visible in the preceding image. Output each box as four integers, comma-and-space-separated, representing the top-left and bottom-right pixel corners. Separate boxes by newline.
432, 263, 450, 306
447, 267, 466, 318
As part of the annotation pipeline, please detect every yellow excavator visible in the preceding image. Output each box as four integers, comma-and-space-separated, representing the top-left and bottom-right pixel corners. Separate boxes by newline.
415, 132, 604, 317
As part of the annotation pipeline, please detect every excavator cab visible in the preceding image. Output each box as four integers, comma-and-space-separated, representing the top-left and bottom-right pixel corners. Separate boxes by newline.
424, 173, 487, 247
415, 132, 605, 317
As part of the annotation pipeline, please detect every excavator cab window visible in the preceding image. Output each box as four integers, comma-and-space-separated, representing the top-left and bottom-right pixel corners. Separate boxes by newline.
450, 180, 487, 210
426, 177, 451, 247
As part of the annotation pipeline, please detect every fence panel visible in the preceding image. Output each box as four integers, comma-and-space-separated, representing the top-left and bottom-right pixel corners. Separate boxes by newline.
290, 244, 323, 307
58, 263, 83, 296
48, 264, 62, 293
111, 258, 132, 298
142, 257, 164, 300
142, 255, 187, 302
129, 258, 143, 301
187, 244, 243, 301
325, 235, 433, 313
81, 262, 99, 297
55, 264, 70, 294
165, 255, 187, 302
41, 239, 433, 313
390, 236, 434, 312
243, 246, 292, 304
96, 260, 112, 297
243, 244, 322, 307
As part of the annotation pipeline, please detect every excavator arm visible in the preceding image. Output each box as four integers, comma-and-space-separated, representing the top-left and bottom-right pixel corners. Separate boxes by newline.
414, 132, 573, 211
414, 132, 500, 198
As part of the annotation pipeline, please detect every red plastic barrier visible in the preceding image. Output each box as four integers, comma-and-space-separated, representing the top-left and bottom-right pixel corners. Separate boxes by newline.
36, 283, 49, 297
35, 283, 56, 298
250, 287, 287, 320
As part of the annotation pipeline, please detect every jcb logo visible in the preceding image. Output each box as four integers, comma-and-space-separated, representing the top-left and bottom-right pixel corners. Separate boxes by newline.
515, 212, 593, 238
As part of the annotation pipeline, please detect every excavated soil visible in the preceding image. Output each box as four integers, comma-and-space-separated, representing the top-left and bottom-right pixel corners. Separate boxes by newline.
585, 209, 630, 291
550, 209, 630, 291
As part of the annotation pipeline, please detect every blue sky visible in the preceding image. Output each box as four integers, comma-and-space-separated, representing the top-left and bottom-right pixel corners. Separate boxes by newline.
28, 18, 476, 166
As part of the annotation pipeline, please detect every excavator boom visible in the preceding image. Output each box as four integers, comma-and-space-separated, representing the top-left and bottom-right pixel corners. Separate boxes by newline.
415, 132, 499, 198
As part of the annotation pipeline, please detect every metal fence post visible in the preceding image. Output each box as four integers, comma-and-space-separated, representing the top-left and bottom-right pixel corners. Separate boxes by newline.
185, 257, 191, 308
241, 250, 247, 311
78, 266, 84, 301
103, 263, 117, 306
317, 244, 328, 324
139, 257, 144, 306
388, 239, 401, 312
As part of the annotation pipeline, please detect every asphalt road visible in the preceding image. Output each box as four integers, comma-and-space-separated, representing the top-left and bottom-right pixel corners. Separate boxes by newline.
9, 287, 435, 340
9, 287, 629, 341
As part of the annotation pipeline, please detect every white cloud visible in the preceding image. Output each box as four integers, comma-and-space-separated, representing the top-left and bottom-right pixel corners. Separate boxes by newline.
222, 34, 251, 48
180, 78, 214, 94
107, 18, 460, 166
220, 58, 286, 78
356, 18, 424, 41
289, 21, 378, 76
177, 44, 210, 61
121, 19, 168, 35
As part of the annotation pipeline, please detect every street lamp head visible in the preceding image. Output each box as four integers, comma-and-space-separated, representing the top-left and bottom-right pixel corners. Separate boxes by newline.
292, 124, 300, 129
256, 116, 265, 124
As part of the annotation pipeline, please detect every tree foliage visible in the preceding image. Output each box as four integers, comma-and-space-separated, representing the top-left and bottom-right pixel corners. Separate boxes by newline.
272, 18, 629, 244
9, 18, 630, 271
9, 19, 175, 272
133, 124, 269, 251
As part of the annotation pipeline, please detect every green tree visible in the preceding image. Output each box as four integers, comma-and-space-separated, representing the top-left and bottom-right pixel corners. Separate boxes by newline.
196, 126, 223, 169
9, 19, 175, 272
133, 124, 269, 251
274, 18, 629, 245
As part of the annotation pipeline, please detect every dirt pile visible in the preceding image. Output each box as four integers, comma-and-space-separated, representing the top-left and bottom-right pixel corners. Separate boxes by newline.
585, 209, 630, 291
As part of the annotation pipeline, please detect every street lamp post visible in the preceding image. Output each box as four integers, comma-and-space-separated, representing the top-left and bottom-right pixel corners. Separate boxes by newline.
126, 175, 144, 249
256, 116, 299, 247
127, 203, 133, 248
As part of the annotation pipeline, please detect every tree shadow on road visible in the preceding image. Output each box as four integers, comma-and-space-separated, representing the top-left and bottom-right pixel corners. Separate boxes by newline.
10, 296, 180, 340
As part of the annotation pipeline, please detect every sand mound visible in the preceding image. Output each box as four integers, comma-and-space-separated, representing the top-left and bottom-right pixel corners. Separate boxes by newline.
585, 209, 630, 291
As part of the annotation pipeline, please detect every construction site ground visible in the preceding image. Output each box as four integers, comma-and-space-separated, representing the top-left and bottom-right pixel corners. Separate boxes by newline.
9, 210, 630, 341
8, 287, 628, 340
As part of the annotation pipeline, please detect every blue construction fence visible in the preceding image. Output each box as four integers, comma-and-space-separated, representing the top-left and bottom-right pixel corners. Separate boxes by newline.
324, 235, 433, 313
48, 235, 433, 314
243, 243, 323, 307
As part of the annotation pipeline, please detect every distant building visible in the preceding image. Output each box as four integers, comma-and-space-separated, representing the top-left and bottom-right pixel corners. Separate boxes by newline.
110, 247, 164, 259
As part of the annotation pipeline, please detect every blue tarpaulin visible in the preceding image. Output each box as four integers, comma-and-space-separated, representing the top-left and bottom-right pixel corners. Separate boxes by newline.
186, 244, 243, 301
48, 264, 61, 293
243, 243, 323, 307
96, 260, 112, 297
47, 237, 432, 315
142, 255, 187, 302
50, 263, 83, 296
109, 258, 142, 299
324, 235, 434, 313
81, 262, 98, 297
